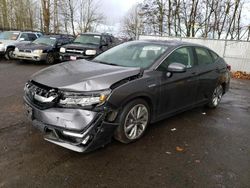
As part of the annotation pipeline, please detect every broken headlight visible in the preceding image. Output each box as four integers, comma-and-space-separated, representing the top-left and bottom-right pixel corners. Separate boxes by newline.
59, 90, 111, 107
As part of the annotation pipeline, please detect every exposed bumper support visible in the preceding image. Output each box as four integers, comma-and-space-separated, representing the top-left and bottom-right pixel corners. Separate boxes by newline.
24, 96, 118, 153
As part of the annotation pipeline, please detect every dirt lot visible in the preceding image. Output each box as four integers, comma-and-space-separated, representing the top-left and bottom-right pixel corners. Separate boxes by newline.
0, 58, 250, 188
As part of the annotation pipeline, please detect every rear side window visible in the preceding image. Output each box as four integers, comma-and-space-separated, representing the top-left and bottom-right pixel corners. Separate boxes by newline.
195, 48, 214, 65
157, 47, 194, 72
27, 33, 37, 41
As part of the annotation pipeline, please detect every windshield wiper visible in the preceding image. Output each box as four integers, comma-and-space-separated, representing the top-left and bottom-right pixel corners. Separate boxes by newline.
92, 60, 121, 67
83, 42, 97, 45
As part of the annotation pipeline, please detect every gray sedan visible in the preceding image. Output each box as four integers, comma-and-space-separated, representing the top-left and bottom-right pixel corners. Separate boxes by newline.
24, 40, 230, 152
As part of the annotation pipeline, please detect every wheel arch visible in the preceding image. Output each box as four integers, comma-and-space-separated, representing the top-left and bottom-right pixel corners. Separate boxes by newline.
120, 94, 155, 121
6, 45, 15, 50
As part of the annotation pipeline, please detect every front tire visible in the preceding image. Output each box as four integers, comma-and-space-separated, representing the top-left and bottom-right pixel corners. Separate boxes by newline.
208, 85, 223, 108
114, 99, 150, 144
45, 52, 55, 64
5, 48, 14, 60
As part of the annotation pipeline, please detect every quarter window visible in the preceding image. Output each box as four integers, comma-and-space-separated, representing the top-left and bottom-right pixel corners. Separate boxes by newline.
210, 50, 219, 61
157, 47, 194, 72
195, 48, 214, 65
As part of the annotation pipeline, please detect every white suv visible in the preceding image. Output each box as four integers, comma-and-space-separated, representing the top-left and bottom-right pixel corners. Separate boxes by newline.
0, 31, 42, 59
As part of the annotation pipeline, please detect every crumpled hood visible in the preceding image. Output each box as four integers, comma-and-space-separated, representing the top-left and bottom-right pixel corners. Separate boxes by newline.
31, 60, 141, 91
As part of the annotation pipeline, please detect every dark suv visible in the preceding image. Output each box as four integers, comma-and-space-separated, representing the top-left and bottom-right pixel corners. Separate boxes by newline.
59, 33, 116, 61
13, 35, 74, 64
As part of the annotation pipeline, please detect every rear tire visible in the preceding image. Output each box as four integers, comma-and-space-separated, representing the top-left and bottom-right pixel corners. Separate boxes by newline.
208, 85, 223, 108
114, 99, 150, 144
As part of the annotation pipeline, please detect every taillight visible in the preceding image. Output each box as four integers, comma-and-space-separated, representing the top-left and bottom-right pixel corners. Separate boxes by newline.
227, 64, 231, 71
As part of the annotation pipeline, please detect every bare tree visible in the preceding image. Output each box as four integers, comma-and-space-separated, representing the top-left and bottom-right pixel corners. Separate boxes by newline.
122, 6, 138, 39
68, 0, 76, 35
78, 0, 104, 33
41, 0, 51, 33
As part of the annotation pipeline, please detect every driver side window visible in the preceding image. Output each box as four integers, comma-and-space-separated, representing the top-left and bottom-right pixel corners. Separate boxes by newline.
157, 47, 194, 72
20, 33, 30, 41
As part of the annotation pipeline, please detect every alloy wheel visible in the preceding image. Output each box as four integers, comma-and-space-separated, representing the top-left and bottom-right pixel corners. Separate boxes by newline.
124, 104, 149, 140
212, 85, 223, 106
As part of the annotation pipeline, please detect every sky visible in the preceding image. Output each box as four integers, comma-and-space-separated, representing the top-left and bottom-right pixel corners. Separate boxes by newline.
100, 0, 143, 24
96, 0, 250, 36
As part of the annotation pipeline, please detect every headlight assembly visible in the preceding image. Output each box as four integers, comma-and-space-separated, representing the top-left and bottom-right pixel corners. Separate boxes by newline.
60, 47, 66, 53
14, 47, 19, 52
33, 49, 43, 54
59, 90, 111, 107
85, 49, 97, 56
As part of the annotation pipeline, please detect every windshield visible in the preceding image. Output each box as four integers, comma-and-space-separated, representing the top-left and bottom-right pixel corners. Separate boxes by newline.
73, 35, 101, 45
0, 31, 20, 40
94, 41, 168, 68
32, 37, 57, 46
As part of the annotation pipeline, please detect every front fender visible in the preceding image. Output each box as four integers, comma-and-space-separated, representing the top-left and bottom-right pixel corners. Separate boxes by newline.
107, 77, 160, 121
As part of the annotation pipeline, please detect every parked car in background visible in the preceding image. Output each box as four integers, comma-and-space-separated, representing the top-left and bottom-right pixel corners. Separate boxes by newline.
0, 31, 41, 59
59, 33, 117, 61
24, 40, 230, 152
13, 35, 74, 64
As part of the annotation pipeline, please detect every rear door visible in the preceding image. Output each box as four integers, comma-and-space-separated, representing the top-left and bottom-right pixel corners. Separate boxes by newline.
156, 46, 199, 117
194, 47, 220, 103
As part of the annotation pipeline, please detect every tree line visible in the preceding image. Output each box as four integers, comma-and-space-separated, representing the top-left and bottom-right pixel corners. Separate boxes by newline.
0, 0, 104, 35
123, 0, 250, 41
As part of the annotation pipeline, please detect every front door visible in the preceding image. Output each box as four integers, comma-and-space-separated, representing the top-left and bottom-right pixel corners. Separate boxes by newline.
156, 46, 199, 117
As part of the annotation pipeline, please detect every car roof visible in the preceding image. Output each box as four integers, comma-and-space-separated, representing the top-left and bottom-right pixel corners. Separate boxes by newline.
80, 32, 102, 36
2, 31, 41, 34
41, 34, 72, 39
138, 40, 207, 48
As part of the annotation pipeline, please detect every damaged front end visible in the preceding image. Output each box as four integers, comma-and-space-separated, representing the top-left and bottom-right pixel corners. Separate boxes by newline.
24, 81, 119, 153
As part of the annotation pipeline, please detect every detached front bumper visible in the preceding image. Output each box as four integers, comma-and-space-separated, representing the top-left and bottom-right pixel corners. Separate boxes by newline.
59, 53, 94, 61
24, 97, 118, 153
13, 51, 47, 61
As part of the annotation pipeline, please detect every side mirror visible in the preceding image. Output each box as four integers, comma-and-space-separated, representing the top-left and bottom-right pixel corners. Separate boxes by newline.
167, 63, 186, 73
101, 41, 108, 47
19, 38, 25, 41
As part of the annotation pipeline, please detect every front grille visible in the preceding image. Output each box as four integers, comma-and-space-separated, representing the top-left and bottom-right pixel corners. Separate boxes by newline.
25, 81, 60, 109
66, 48, 84, 54
20, 49, 32, 53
